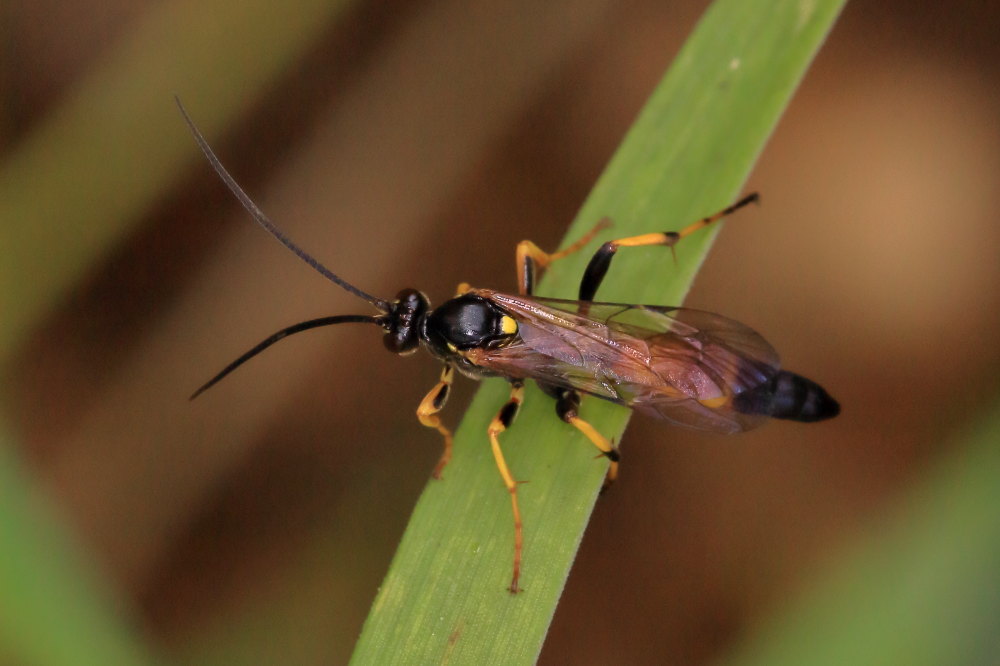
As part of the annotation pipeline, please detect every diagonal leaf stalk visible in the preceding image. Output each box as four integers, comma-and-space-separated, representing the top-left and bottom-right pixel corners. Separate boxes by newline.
352, 0, 847, 663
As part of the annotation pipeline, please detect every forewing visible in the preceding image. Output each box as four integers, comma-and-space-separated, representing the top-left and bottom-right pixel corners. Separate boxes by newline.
480, 292, 781, 433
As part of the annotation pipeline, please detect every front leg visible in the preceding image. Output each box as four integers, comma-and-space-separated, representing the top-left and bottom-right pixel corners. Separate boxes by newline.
416, 365, 455, 479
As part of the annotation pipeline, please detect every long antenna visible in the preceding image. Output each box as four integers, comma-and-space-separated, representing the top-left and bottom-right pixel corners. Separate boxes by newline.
175, 96, 391, 312
190, 315, 383, 399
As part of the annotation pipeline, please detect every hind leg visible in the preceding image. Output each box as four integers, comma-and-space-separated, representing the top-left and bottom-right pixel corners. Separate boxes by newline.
579, 193, 759, 302
545, 385, 619, 488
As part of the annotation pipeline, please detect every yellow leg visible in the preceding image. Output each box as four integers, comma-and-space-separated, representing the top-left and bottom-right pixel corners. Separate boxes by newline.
579, 193, 759, 302
416, 365, 455, 479
486, 381, 526, 593
612, 193, 760, 253
552, 386, 619, 488
567, 416, 619, 488
515, 218, 612, 295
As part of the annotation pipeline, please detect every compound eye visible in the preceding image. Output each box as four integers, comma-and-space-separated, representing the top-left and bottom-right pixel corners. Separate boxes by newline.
383, 328, 419, 354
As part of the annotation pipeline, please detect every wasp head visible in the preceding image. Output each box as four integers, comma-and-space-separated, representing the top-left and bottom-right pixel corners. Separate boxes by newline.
383, 288, 430, 355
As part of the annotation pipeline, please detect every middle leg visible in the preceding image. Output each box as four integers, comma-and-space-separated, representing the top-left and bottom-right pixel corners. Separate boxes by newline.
486, 380, 527, 593
515, 218, 612, 296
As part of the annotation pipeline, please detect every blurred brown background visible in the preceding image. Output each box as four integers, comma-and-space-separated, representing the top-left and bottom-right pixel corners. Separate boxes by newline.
4, 0, 1000, 663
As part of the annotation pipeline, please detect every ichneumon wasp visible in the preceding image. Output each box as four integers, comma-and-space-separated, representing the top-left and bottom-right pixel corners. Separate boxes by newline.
178, 98, 839, 594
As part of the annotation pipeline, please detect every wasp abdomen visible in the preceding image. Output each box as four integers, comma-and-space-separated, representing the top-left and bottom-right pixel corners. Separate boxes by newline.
733, 370, 839, 423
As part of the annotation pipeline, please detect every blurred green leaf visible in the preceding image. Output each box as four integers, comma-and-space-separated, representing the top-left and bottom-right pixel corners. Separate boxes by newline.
720, 397, 1000, 666
0, 1, 356, 663
0, 428, 156, 665
352, 0, 847, 663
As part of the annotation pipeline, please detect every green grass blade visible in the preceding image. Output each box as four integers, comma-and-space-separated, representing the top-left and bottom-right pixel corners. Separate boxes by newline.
0, 428, 156, 666
352, 1, 847, 663
720, 396, 1000, 666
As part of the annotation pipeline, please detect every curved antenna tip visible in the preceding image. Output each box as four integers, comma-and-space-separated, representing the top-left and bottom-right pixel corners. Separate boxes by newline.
175, 98, 391, 312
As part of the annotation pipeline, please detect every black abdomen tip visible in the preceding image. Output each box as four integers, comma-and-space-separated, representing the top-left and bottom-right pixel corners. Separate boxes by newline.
734, 370, 840, 423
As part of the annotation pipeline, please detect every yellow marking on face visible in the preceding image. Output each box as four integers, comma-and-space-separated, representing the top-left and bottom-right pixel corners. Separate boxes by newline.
447, 342, 458, 353
698, 395, 729, 409
501, 315, 518, 335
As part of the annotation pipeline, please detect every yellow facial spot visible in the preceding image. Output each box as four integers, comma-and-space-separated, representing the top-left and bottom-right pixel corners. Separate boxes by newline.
501, 315, 518, 335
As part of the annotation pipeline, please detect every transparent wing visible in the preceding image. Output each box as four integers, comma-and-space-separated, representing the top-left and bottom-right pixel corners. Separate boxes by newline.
472, 291, 781, 433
